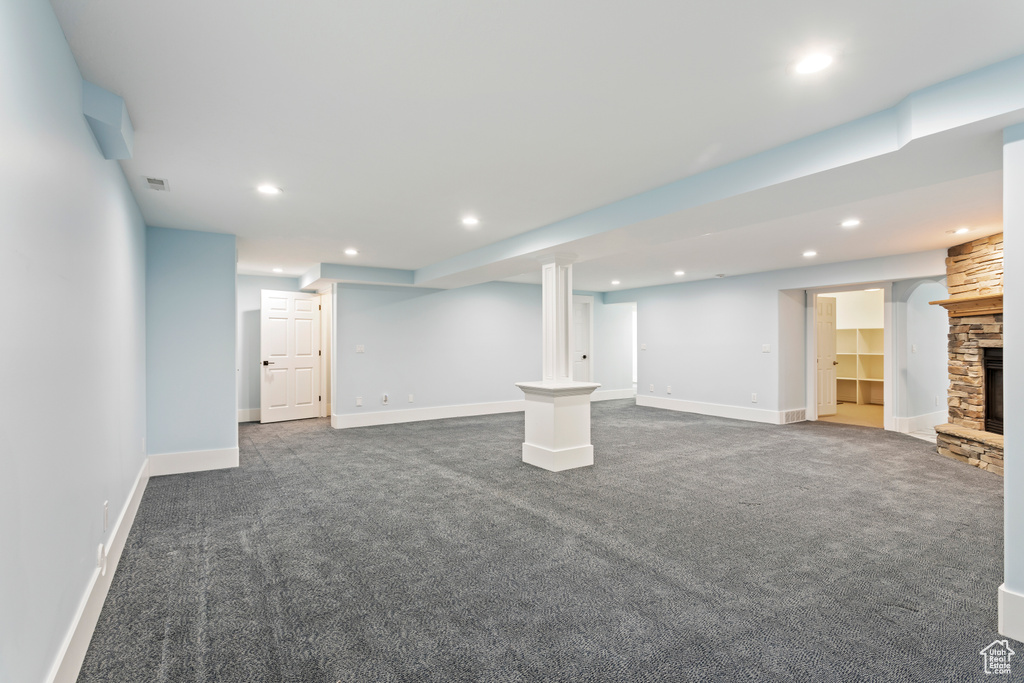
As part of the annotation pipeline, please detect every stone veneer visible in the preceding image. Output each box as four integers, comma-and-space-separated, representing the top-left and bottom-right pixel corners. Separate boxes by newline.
933, 234, 1004, 475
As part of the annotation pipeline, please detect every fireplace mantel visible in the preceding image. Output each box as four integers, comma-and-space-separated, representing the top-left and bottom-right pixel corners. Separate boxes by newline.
929, 292, 1003, 317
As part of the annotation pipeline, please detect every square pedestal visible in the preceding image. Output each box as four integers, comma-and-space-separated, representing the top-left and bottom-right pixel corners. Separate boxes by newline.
516, 381, 600, 471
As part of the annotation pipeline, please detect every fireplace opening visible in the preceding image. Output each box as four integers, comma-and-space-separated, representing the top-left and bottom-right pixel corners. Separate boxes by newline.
985, 347, 1003, 435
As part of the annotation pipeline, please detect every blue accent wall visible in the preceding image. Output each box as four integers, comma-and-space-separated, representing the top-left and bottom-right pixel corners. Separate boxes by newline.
146, 227, 237, 454
0, 1, 147, 681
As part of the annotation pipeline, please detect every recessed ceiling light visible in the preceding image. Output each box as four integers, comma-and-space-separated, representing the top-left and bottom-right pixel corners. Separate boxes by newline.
955, 227, 970, 234
611, 280, 620, 285
793, 53, 833, 75
344, 248, 359, 256
674, 270, 685, 276
462, 216, 480, 227
257, 184, 282, 195
803, 250, 818, 257
272, 267, 283, 273
841, 218, 860, 228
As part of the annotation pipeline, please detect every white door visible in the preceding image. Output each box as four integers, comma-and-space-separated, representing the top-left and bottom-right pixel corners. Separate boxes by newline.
261, 290, 321, 423
816, 295, 838, 417
572, 296, 592, 382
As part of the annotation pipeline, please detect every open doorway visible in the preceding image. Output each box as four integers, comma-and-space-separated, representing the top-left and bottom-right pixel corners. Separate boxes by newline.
816, 289, 885, 428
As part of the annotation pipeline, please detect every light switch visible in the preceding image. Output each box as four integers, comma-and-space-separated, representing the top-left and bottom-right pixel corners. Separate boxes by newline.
356, 345, 365, 353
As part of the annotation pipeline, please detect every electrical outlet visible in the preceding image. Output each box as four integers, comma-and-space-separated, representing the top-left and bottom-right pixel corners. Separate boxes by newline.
641, 344, 647, 351
912, 344, 918, 353
762, 344, 771, 353
666, 386, 671, 394
751, 392, 758, 403
382, 393, 389, 405
356, 345, 365, 353
408, 394, 414, 403
103, 501, 109, 532
355, 396, 363, 407
649, 384, 654, 392
936, 394, 941, 407
96, 543, 106, 576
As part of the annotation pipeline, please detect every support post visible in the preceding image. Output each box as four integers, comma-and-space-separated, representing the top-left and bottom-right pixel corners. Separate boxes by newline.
1000, 123, 1024, 641
516, 254, 599, 471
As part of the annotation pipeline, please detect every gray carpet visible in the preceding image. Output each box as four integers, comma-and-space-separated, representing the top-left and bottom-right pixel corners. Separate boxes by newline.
78, 401, 1011, 682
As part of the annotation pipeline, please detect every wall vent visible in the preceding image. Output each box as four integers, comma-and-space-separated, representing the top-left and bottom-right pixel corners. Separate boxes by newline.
144, 177, 169, 191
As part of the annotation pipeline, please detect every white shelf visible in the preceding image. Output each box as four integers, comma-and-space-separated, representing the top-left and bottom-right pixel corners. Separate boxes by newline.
836, 327, 884, 405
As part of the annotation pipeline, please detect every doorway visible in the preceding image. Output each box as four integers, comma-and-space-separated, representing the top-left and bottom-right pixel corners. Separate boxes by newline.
572, 295, 593, 382
811, 288, 888, 429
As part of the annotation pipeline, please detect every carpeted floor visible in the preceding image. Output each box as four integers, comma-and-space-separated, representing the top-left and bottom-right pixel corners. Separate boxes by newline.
78, 400, 1010, 682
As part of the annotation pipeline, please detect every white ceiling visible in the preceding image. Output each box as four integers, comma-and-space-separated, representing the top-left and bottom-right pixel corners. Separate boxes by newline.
50, 0, 1024, 290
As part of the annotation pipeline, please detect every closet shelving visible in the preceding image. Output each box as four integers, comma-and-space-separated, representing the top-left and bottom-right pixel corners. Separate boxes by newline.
836, 328, 883, 405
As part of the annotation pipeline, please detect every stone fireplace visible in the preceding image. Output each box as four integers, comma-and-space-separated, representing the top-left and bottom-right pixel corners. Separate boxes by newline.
930, 234, 1004, 475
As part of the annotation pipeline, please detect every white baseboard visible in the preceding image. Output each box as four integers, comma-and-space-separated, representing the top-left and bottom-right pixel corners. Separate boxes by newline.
332, 400, 525, 429
592, 388, 637, 402
46, 459, 150, 683
893, 410, 946, 434
237, 408, 260, 423
999, 584, 1024, 642
637, 395, 794, 425
148, 446, 239, 477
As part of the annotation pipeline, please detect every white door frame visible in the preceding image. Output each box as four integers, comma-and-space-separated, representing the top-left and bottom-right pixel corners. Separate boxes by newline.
805, 283, 894, 430
318, 289, 332, 418
572, 294, 594, 382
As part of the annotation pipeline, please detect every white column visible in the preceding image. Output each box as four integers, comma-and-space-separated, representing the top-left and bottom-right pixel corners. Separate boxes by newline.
1000, 123, 1024, 640
540, 255, 574, 382
517, 254, 600, 471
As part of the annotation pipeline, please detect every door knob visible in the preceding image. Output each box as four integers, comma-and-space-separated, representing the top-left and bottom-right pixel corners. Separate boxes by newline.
833, 360, 839, 365
263, 360, 275, 366
582, 354, 587, 359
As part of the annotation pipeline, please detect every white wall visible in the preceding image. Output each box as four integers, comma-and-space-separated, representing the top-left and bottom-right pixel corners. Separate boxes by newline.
147, 227, 237, 455
236, 275, 301, 413
605, 250, 947, 423
0, 2, 147, 681
834, 289, 884, 329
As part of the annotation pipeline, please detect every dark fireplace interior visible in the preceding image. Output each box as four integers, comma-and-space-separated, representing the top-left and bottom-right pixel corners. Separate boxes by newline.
985, 347, 1003, 435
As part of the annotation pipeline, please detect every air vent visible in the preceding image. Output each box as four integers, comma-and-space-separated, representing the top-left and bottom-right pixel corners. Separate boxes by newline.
144, 177, 169, 191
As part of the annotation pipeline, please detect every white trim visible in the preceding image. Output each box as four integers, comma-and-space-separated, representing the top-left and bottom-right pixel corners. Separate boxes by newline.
523, 442, 594, 472
637, 395, 794, 425
332, 400, 525, 429
46, 459, 150, 683
237, 408, 260, 423
148, 447, 239, 477
592, 388, 637, 401
893, 410, 946, 434
999, 584, 1024, 642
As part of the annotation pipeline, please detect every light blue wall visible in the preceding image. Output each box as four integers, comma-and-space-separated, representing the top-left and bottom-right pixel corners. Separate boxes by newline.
334, 282, 541, 413
592, 299, 635, 393
332, 282, 636, 416
606, 251, 948, 419
0, 2, 147, 681
147, 226, 237, 454
236, 275, 301, 413
896, 278, 949, 420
